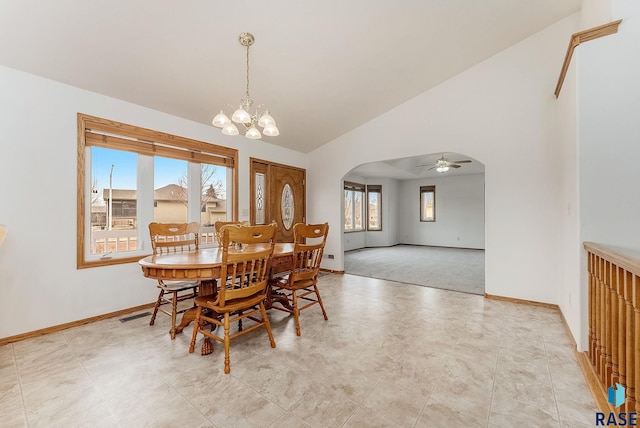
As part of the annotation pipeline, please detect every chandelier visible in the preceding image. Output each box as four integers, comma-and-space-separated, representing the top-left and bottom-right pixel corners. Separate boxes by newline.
212, 32, 279, 140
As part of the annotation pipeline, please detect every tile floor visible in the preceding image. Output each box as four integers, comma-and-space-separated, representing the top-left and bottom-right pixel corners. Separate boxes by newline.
2, 274, 596, 427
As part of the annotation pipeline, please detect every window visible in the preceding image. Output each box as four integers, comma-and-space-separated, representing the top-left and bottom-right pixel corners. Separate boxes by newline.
77, 113, 238, 268
344, 181, 365, 232
367, 185, 382, 231
420, 185, 436, 222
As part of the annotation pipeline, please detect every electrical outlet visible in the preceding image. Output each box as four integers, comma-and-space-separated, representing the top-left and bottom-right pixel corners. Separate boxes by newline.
327, 254, 334, 259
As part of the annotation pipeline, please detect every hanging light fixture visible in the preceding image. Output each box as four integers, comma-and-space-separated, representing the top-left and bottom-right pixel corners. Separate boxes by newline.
212, 32, 279, 140
435, 158, 450, 173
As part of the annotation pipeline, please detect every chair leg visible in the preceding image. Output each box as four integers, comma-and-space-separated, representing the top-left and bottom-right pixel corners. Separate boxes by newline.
292, 290, 301, 336
169, 291, 179, 339
149, 289, 164, 326
191, 287, 198, 308
188, 306, 203, 353
314, 284, 329, 321
223, 313, 231, 374
260, 302, 276, 348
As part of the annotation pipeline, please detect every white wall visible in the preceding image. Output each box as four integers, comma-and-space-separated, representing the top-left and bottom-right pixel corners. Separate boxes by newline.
309, 14, 578, 305
576, 0, 640, 350
365, 177, 400, 248
555, 37, 581, 349
399, 174, 485, 250
580, 0, 613, 27
0, 66, 306, 338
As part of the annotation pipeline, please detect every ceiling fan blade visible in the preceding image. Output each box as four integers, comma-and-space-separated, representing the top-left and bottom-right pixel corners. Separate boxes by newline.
415, 164, 432, 168
449, 164, 461, 168
451, 160, 472, 164
427, 166, 436, 170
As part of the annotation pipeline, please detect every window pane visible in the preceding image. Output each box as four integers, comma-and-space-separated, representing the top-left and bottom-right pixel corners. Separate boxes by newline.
200, 164, 228, 244
421, 191, 434, 221
90, 147, 138, 255
344, 190, 353, 230
153, 157, 188, 223
200, 164, 227, 224
354, 191, 363, 230
254, 172, 266, 225
368, 192, 381, 230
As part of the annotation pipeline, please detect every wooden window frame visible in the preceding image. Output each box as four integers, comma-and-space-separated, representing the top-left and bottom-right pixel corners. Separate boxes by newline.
77, 113, 238, 269
366, 184, 382, 231
420, 185, 436, 222
344, 181, 365, 233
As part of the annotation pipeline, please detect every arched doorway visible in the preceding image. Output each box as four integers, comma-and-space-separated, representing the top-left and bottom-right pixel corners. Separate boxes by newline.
342, 152, 486, 295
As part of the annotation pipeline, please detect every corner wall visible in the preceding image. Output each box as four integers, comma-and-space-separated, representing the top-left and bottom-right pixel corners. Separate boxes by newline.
309, 14, 578, 304
576, 0, 640, 350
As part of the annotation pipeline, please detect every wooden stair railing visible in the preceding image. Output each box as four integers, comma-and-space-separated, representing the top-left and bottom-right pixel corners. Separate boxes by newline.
585, 242, 640, 412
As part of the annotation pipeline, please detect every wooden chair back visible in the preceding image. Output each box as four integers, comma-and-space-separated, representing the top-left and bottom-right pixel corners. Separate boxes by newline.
149, 222, 200, 255
214, 221, 249, 244
216, 224, 276, 307
290, 223, 329, 282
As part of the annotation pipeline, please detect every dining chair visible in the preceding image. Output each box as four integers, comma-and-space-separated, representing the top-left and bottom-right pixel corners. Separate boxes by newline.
148, 222, 201, 339
214, 220, 249, 245
189, 223, 277, 374
270, 222, 329, 336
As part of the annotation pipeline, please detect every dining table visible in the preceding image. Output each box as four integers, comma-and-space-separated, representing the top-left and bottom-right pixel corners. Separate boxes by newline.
138, 242, 294, 354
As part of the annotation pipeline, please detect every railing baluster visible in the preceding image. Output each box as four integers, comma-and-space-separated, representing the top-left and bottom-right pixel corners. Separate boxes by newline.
625, 270, 635, 411
585, 242, 640, 410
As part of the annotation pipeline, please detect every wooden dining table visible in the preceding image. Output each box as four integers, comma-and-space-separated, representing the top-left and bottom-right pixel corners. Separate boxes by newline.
138, 242, 294, 354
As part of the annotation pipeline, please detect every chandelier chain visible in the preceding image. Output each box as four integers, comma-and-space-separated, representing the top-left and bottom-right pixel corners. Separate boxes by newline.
245, 44, 250, 99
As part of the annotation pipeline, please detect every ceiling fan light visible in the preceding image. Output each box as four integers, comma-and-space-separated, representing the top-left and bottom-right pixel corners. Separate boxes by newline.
222, 123, 239, 136
231, 108, 251, 124
436, 166, 449, 173
263, 124, 279, 136
246, 125, 262, 139
212, 111, 230, 128
258, 111, 275, 128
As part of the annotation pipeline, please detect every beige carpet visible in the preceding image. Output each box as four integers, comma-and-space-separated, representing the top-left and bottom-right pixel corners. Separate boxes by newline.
344, 244, 485, 295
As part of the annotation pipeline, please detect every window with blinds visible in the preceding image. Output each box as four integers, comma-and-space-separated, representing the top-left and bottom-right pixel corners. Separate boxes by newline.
77, 113, 238, 268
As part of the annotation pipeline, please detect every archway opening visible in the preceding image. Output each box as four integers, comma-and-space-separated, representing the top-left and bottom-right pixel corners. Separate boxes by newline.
341, 152, 486, 295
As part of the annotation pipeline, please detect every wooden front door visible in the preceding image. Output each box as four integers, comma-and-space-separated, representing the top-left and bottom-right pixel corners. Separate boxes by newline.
250, 159, 305, 242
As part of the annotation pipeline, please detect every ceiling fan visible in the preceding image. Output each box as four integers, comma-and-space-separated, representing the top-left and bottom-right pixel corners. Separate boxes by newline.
416, 154, 472, 172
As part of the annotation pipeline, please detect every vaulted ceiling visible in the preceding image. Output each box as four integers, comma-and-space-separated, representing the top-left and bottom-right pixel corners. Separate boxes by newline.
0, 1, 581, 153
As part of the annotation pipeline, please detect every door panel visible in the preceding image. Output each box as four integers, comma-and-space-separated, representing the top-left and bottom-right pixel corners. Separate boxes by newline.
250, 159, 305, 242
271, 166, 304, 242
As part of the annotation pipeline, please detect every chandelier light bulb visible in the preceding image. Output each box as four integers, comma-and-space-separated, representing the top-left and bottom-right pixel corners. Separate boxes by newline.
246, 126, 262, 139
258, 111, 275, 128
263, 124, 279, 137
212, 111, 230, 128
222, 123, 239, 136
231, 108, 251, 124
